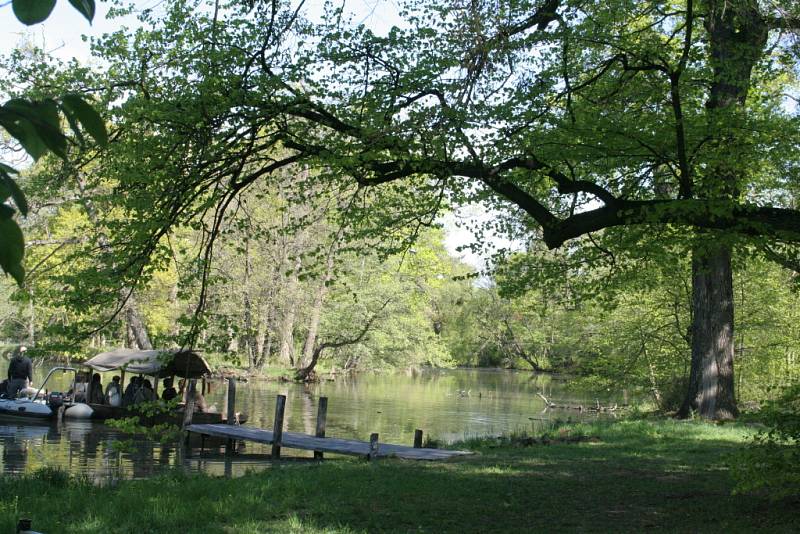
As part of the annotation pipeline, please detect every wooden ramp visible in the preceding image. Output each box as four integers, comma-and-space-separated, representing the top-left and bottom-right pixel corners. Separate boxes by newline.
186, 423, 473, 461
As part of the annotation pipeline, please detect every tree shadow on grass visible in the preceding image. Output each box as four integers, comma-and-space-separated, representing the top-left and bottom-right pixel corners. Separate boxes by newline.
0, 422, 794, 533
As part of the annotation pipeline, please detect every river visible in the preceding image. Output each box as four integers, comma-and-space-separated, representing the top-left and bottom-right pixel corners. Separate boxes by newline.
0, 367, 623, 481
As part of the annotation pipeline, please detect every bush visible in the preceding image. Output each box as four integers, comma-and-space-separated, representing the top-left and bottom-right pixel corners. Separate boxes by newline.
731, 383, 800, 499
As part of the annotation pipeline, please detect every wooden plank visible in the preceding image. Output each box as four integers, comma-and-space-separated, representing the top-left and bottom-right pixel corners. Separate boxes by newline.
413, 429, 423, 448
272, 394, 286, 459
185, 424, 473, 461
314, 397, 327, 460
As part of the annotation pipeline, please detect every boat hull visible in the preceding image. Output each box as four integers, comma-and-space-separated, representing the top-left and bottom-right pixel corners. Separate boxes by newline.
0, 399, 54, 420
63, 403, 247, 425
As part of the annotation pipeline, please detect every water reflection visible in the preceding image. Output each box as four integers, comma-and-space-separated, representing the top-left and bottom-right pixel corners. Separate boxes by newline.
0, 367, 622, 480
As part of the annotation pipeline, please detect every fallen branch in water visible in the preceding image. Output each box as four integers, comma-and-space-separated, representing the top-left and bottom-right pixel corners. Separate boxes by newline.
537, 392, 618, 412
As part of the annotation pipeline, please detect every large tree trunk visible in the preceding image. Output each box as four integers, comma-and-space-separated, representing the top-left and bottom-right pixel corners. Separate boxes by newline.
677, 1, 768, 420
680, 245, 737, 419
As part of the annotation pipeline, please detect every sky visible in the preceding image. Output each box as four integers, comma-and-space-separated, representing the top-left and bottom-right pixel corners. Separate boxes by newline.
0, 0, 518, 271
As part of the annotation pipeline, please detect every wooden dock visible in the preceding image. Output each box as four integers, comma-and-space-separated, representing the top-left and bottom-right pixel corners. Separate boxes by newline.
181, 383, 473, 461
185, 423, 473, 461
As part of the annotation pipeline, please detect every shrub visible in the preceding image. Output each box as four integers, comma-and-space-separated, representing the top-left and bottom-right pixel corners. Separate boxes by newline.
731, 383, 800, 499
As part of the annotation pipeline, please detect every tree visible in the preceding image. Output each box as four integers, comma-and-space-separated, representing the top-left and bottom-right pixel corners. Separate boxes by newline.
18, 0, 800, 418
280, 0, 800, 419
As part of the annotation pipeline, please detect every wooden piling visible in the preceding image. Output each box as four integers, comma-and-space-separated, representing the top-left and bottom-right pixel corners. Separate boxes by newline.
225, 378, 237, 454
182, 379, 197, 427
271, 394, 286, 459
314, 397, 328, 460
182, 379, 197, 450
369, 433, 379, 460
413, 429, 423, 448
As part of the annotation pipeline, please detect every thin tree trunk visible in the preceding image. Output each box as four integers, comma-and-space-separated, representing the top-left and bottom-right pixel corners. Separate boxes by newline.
300, 244, 337, 369
124, 292, 153, 350
76, 173, 153, 349
242, 240, 256, 368
27, 290, 35, 345
278, 260, 301, 367
296, 299, 389, 381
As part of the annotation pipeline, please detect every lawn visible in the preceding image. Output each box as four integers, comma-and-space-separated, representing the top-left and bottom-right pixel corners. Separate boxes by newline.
0, 419, 795, 533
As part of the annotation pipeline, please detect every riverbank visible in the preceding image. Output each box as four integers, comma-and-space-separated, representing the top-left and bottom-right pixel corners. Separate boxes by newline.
1, 419, 795, 533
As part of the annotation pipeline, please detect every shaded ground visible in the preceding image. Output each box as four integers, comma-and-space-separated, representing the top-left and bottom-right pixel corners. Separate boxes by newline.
0, 419, 795, 533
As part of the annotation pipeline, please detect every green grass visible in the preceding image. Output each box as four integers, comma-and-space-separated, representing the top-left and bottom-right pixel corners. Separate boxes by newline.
0, 419, 796, 533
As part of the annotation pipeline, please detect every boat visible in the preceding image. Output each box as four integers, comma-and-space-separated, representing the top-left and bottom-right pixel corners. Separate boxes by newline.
0, 367, 79, 422
62, 348, 246, 424
0, 350, 246, 425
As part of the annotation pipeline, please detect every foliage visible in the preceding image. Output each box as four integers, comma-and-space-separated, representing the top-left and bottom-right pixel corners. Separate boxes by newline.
732, 383, 800, 499
0, 0, 105, 285
104, 399, 184, 446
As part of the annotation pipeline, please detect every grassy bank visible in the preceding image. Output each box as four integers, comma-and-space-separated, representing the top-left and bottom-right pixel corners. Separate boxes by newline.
0, 419, 795, 533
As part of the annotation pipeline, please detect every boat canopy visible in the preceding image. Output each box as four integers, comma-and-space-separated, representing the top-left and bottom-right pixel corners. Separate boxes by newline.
83, 349, 212, 378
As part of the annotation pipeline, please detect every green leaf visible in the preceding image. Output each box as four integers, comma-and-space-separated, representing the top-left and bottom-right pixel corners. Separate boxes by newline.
62, 105, 85, 146
1, 99, 67, 159
61, 94, 108, 146
12, 0, 57, 25
0, 166, 26, 216
0, 173, 29, 216
68, 0, 95, 23
0, 114, 47, 160
0, 215, 25, 285
4, 263, 25, 285
28, 99, 68, 158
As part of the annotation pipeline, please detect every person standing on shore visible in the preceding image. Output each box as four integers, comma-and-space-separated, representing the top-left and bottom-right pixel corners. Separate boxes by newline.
7, 346, 32, 398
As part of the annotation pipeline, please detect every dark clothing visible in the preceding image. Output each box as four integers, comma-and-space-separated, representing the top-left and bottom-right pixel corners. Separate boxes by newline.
133, 386, 156, 404
8, 356, 32, 382
8, 378, 29, 398
122, 383, 138, 407
88, 381, 104, 404
161, 387, 177, 402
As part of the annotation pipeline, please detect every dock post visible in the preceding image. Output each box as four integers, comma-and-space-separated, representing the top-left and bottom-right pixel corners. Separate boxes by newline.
314, 397, 328, 460
225, 378, 237, 454
271, 394, 286, 459
182, 379, 197, 452
368, 433, 379, 460
413, 429, 423, 448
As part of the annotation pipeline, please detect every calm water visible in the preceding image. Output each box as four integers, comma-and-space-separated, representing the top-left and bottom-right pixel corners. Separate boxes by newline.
0, 366, 623, 480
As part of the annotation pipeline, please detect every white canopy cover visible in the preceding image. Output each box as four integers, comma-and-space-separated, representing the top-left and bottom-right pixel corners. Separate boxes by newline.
84, 349, 212, 378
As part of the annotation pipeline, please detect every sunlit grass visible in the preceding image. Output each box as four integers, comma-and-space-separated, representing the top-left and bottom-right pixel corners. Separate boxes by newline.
0, 419, 795, 533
